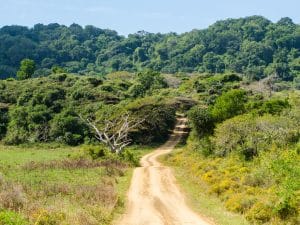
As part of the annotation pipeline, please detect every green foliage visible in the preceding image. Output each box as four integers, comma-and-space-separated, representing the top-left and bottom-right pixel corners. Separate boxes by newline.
0, 107, 8, 139
188, 106, 214, 137
50, 110, 87, 145
0, 17, 299, 79
268, 150, 300, 219
83, 145, 139, 166
202, 52, 225, 73
127, 98, 176, 144
16, 59, 35, 80
129, 71, 167, 98
212, 114, 299, 158
211, 89, 247, 122
245, 202, 273, 224
84, 145, 109, 159
259, 99, 290, 115
0, 210, 28, 225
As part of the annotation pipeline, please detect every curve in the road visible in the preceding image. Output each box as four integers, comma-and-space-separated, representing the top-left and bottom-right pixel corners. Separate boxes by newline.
116, 117, 213, 225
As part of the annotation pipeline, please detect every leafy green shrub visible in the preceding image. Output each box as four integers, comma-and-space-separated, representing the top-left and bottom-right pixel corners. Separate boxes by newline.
119, 149, 139, 166
211, 89, 247, 122
188, 106, 214, 137
221, 73, 242, 82
269, 150, 300, 219
0, 108, 8, 139
245, 202, 273, 224
129, 71, 167, 98
258, 99, 290, 115
50, 110, 87, 145
0, 210, 28, 225
71, 88, 95, 100
127, 98, 176, 144
49, 73, 67, 82
225, 194, 255, 213
84, 145, 109, 159
189, 135, 213, 156
4, 107, 29, 144
212, 114, 299, 157
86, 77, 102, 87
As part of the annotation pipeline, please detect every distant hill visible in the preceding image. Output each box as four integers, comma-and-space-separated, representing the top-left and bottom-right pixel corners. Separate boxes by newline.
0, 16, 299, 80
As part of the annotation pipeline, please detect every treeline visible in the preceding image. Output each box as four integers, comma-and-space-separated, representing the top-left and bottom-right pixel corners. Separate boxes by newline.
0, 16, 299, 80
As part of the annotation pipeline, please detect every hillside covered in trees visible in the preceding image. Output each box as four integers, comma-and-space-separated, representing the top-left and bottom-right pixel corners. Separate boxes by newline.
0, 15, 299, 225
0, 16, 300, 81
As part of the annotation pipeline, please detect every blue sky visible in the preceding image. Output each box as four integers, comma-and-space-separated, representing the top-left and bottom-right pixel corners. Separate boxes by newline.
0, 0, 299, 35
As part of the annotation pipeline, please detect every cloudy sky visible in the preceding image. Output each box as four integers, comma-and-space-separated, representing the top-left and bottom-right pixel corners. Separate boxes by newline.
0, 0, 299, 35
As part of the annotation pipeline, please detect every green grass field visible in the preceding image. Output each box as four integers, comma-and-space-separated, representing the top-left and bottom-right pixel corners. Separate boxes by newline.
0, 144, 153, 225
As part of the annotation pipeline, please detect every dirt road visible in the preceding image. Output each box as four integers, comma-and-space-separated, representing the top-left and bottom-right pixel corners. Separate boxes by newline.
116, 117, 212, 225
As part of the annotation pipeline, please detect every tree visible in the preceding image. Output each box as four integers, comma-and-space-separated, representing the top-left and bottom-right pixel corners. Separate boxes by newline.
17, 59, 35, 80
202, 52, 225, 73
82, 114, 144, 154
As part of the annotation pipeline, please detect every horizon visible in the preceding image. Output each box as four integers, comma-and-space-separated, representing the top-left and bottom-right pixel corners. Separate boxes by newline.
0, 0, 299, 35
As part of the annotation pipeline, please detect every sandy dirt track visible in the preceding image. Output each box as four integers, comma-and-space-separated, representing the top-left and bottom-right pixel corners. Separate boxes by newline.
116, 117, 212, 225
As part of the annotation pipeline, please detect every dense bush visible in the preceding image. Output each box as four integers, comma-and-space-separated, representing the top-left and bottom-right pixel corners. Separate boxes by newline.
127, 98, 176, 144
188, 106, 214, 137
129, 71, 167, 98
0, 107, 8, 139
211, 89, 247, 122
0, 210, 28, 225
258, 98, 290, 115
50, 110, 87, 145
212, 114, 299, 158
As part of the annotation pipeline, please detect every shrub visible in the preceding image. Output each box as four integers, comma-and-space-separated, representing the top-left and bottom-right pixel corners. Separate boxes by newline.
210, 179, 233, 195
119, 149, 139, 166
0, 108, 8, 139
127, 99, 176, 144
225, 194, 255, 213
245, 202, 273, 223
49, 73, 67, 82
0, 210, 28, 225
269, 150, 300, 219
129, 71, 167, 98
190, 136, 213, 156
211, 89, 247, 122
86, 77, 102, 87
221, 73, 242, 82
212, 114, 299, 157
50, 110, 87, 145
84, 145, 109, 159
259, 99, 290, 115
188, 106, 214, 137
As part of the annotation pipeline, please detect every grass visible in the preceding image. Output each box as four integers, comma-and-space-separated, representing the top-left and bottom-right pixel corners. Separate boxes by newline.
0, 143, 155, 225
162, 148, 250, 225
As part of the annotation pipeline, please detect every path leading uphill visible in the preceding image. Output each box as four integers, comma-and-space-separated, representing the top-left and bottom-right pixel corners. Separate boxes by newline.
116, 117, 212, 225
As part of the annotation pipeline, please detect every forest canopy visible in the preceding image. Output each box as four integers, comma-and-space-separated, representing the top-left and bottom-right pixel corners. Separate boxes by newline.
0, 16, 299, 80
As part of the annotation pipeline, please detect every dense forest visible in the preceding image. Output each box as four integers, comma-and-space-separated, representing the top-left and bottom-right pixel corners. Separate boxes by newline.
0, 16, 300, 81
